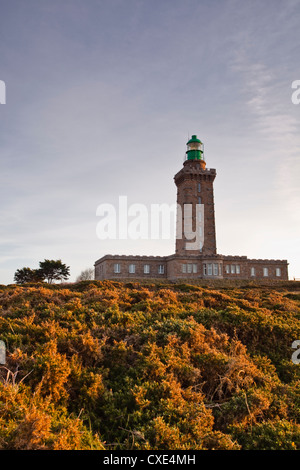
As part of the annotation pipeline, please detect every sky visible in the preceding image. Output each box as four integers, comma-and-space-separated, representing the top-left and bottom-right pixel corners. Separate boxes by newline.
0, 0, 300, 283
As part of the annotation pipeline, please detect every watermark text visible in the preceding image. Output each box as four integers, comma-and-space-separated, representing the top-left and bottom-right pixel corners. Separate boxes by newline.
291, 80, 300, 105
291, 340, 300, 364
0, 340, 6, 364
96, 196, 204, 250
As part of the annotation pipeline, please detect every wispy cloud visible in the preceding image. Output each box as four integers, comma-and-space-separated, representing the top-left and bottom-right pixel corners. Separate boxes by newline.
231, 51, 300, 221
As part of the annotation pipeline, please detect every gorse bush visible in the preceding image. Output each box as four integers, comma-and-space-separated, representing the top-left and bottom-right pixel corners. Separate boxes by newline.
0, 280, 299, 449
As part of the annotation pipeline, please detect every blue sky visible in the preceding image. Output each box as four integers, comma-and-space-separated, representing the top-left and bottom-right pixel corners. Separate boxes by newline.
0, 0, 299, 283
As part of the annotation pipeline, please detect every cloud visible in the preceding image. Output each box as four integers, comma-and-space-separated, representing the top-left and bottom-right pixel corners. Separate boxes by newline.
230, 52, 300, 222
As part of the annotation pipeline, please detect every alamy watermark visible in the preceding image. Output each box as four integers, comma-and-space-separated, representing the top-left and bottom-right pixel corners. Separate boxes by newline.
0, 80, 6, 104
0, 340, 6, 364
291, 340, 300, 365
96, 196, 204, 250
291, 80, 300, 105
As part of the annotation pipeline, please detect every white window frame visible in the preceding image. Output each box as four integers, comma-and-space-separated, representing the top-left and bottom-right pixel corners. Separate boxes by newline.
182, 264, 187, 274
207, 263, 212, 276
193, 264, 197, 273
251, 267, 256, 277
236, 265, 240, 274
158, 265, 165, 274
187, 263, 193, 273
114, 263, 121, 274
144, 264, 150, 274
263, 267, 269, 277
203, 264, 207, 275
129, 264, 135, 274
276, 267, 281, 277
213, 263, 218, 276
231, 265, 236, 274
219, 264, 222, 276
225, 265, 230, 274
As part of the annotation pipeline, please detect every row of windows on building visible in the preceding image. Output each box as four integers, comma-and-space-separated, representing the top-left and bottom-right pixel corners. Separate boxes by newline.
181, 263, 222, 276
225, 265, 281, 277
249, 266, 281, 277
113, 264, 165, 274
224, 265, 281, 277
109, 263, 282, 277
182, 263, 282, 277
225, 264, 241, 274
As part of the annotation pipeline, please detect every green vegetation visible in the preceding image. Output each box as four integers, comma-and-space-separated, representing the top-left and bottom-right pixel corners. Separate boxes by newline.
0, 280, 299, 450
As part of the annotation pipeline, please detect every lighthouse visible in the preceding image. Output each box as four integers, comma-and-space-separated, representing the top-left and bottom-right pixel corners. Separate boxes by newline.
174, 135, 217, 256
94, 133, 288, 281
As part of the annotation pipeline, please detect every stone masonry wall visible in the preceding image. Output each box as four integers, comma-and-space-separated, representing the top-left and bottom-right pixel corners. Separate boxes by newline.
95, 254, 288, 281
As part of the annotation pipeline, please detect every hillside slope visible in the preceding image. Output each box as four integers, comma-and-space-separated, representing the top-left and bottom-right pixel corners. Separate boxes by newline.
0, 280, 299, 450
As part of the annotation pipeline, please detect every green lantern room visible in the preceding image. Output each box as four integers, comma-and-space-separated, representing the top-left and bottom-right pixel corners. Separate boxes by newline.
186, 135, 204, 161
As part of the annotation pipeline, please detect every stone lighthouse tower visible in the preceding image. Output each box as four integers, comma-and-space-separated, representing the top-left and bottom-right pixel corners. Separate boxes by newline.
174, 135, 217, 256
95, 132, 288, 281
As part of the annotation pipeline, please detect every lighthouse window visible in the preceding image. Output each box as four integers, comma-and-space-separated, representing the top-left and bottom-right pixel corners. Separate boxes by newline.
198, 197, 202, 204
198, 183, 201, 192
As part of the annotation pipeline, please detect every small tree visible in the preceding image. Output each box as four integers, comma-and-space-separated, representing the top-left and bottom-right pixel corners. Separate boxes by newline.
76, 268, 94, 282
14, 267, 43, 285
38, 259, 70, 284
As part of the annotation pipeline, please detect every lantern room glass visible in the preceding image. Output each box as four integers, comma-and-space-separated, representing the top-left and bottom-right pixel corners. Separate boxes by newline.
187, 141, 203, 152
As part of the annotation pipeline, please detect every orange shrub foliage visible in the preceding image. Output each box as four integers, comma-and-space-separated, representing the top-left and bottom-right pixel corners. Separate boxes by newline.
0, 280, 299, 449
